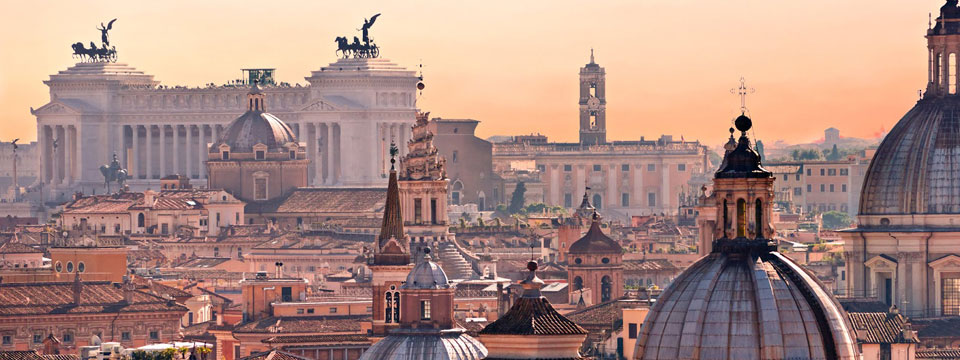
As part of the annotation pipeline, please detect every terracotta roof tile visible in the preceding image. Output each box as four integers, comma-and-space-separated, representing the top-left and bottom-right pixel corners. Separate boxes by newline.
479, 297, 587, 336
916, 317, 960, 338
0, 351, 79, 360
0, 242, 41, 254
623, 259, 677, 272
261, 334, 370, 344
918, 348, 960, 359
0, 281, 187, 316
847, 312, 917, 344
233, 315, 369, 334
245, 188, 385, 214
568, 220, 621, 254
566, 298, 649, 329
239, 350, 310, 360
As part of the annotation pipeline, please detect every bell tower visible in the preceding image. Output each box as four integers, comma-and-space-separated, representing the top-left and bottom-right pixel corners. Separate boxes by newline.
579, 49, 606, 145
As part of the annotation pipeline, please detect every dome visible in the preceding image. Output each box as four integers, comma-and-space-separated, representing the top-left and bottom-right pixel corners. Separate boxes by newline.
715, 115, 771, 179
213, 84, 297, 154
568, 215, 621, 254
860, 96, 960, 215
634, 242, 858, 360
402, 252, 450, 290
358, 329, 487, 360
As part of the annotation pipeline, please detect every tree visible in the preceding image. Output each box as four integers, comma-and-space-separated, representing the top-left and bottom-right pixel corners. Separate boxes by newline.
826, 144, 842, 161
508, 182, 526, 214
821, 211, 853, 230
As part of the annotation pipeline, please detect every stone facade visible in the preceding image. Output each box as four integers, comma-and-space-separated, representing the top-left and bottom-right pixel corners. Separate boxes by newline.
427, 118, 503, 211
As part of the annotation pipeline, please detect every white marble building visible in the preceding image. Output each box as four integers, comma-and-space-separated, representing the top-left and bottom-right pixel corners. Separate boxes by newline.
32, 57, 419, 200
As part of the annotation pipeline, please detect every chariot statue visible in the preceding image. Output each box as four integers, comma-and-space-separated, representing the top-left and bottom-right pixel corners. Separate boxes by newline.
71, 19, 118, 63
335, 13, 381, 59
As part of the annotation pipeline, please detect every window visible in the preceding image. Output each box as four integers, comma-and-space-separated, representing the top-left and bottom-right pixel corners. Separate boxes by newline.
221, 151, 230, 160
593, 164, 601, 172
297, 308, 304, 314
828, 169, 836, 176
149, 330, 159, 340
452, 151, 458, 163
783, 174, 788, 181
575, 258, 583, 265
33, 333, 42, 344
421, 300, 431, 320
414, 198, 423, 223
755, 199, 763, 238
77, 262, 85, 273
807, 184, 812, 193
629, 323, 638, 339
290, 150, 296, 159
840, 168, 849, 176
254, 177, 268, 200
621, 193, 630, 207
63, 332, 73, 343
796, 174, 801, 181
2, 335, 10, 345
254, 150, 265, 160
593, 194, 602, 210
238, 247, 243, 258
114, 224, 121, 234
647, 164, 656, 172
648, 193, 656, 207
830, 184, 835, 192
573, 276, 583, 291
564, 164, 572, 172
820, 169, 825, 176
161, 223, 169, 234
794, 188, 802, 196
121, 332, 131, 341
820, 184, 826, 192
307, 308, 315, 314
564, 193, 573, 208
944, 277, 960, 315
621, 164, 630, 172
537, 164, 546, 172
66, 262, 74, 273
281, 287, 293, 302
842, 184, 847, 192
138, 213, 145, 227
678, 164, 686, 171
430, 198, 438, 224
213, 247, 220, 257
55, 262, 62, 272
602, 257, 610, 264
806, 168, 811, 176
737, 199, 747, 238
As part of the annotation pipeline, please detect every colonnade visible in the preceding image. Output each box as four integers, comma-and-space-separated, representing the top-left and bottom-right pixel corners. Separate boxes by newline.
120, 124, 223, 180
40, 124, 78, 185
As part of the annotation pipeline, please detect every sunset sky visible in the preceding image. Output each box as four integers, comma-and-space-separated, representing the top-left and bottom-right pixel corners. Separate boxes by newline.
0, 0, 943, 146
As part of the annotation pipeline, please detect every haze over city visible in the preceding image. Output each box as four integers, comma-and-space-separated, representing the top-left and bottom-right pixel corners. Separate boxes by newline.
0, 0, 941, 145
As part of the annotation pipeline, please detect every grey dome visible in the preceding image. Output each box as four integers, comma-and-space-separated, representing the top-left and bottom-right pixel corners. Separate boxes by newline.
403, 256, 450, 290
214, 111, 297, 154
634, 250, 858, 359
358, 329, 487, 360
860, 96, 960, 215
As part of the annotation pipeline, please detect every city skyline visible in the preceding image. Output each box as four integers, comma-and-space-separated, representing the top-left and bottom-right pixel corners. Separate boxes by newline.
0, 0, 940, 146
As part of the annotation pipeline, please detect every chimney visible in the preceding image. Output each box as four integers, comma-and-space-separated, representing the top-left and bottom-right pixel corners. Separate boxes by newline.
144, 190, 156, 207
275, 262, 283, 278
72, 272, 82, 305
122, 275, 134, 304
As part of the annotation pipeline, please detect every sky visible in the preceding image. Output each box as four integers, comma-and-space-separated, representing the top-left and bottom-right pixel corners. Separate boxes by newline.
0, 0, 944, 147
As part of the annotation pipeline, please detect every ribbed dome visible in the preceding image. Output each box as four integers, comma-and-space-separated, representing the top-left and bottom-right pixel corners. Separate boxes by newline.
859, 96, 960, 215
213, 83, 297, 154
634, 248, 858, 360
402, 255, 450, 290
358, 329, 487, 360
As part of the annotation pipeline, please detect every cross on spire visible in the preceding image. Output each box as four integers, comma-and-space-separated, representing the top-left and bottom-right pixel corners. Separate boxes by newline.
731, 77, 755, 114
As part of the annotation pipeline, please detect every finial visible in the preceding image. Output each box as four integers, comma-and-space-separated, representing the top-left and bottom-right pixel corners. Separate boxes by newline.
423, 247, 432, 262
590, 48, 595, 64
730, 77, 755, 114
389, 142, 398, 170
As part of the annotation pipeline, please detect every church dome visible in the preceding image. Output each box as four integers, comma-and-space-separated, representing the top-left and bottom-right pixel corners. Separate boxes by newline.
634, 244, 859, 359
859, 96, 960, 215
213, 83, 297, 154
568, 213, 621, 254
714, 115, 771, 179
359, 329, 487, 360
402, 251, 450, 290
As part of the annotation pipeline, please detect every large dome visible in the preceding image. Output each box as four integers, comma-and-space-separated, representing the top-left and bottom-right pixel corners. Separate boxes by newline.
359, 329, 487, 360
212, 83, 297, 154
859, 96, 960, 215
634, 244, 858, 359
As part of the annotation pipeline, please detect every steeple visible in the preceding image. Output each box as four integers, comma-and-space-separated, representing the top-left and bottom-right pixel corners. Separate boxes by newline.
927, 0, 960, 97
374, 144, 409, 266
579, 50, 606, 145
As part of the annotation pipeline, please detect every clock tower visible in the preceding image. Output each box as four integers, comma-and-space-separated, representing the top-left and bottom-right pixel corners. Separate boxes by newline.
579, 49, 606, 145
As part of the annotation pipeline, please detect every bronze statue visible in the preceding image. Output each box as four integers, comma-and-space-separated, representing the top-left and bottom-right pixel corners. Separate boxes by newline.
99, 153, 128, 193
334, 14, 381, 59
97, 19, 117, 46
71, 19, 118, 63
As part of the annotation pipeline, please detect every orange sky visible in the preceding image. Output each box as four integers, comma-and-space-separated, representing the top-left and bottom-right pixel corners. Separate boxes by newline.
0, 0, 943, 146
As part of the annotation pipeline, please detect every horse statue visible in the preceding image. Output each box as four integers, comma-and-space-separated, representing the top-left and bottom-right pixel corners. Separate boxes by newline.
69, 19, 119, 63
333, 14, 382, 59
99, 153, 127, 193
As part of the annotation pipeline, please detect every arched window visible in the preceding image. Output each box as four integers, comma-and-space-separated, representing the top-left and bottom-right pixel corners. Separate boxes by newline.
394, 292, 401, 323
737, 199, 747, 238
722, 199, 729, 235
137, 213, 145, 228
573, 276, 583, 291
951, 53, 957, 94
385, 292, 393, 323
213, 247, 219, 257
755, 199, 763, 239
601, 276, 613, 302
593, 194, 602, 210
237, 247, 243, 258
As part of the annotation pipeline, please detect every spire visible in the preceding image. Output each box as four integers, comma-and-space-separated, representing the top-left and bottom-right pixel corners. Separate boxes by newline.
379, 146, 404, 243
520, 261, 545, 298
589, 48, 595, 64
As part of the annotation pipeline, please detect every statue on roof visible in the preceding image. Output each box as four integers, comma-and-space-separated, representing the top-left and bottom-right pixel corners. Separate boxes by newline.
71, 19, 118, 63
334, 14, 381, 59
98, 153, 128, 194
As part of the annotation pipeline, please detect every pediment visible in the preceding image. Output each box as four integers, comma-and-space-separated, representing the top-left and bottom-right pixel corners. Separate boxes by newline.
930, 254, 960, 269
865, 254, 897, 269
30, 101, 84, 116
299, 98, 340, 112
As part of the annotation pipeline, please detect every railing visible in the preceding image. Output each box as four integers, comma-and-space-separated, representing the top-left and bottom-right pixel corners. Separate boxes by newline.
492, 141, 703, 155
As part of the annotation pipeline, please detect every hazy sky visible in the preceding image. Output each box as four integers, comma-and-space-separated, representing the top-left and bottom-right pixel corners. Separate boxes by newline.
0, 1, 944, 146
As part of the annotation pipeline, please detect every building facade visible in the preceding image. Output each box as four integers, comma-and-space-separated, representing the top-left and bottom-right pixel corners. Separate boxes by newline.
427, 117, 503, 211
492, 53, 707, 221
32, 54, 419, 201
766, 155, 872, 216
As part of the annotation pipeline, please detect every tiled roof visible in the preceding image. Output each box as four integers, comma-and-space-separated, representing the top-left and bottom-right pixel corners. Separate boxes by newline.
566, 297, 649, 330
917, 349, 960, 359
239, 350, 310, 360
0, 242, 41, 254
64, 197, 137, 214
568, 220, 621, 254
131, 197, 204, 211
0, 351, 79, 360
479, 297, 587, 336
847, 312, 917, 344
623, 259, 677, 272
0, 281, 187, 316
178, 257, 232, 268
245, 188, 385, 214
839, 298, 891, 313
233, 315, 369, 334
262, 334, 370, 344
915, 317, 960, 338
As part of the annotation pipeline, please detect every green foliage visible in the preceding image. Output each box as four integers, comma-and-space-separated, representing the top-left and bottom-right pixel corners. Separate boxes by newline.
791, 148, 822, 161
821, 210, 852, 230
508, 182, 527, 214
826, 144, 842, 161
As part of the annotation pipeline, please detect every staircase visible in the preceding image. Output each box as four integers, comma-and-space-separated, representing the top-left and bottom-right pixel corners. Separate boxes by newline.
437, 241, 476, 280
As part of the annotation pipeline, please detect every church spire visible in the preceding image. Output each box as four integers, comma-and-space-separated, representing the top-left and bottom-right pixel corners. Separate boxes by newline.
379, 143, 404, 244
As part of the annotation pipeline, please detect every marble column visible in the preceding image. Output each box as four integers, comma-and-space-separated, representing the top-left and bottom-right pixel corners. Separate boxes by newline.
131, 126, 139, 178
42, 126, 51, 184
173, 125, 181, 175
160, 125, 167, 178
322, 123, 331, 185
200, 125, 208, 178
307, 123, 317, 185
54, 126, 63, 185
64, 126, 73, 185
186, 125, 193, 178
332, 123, 341, 185
146, 125, 154, 180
